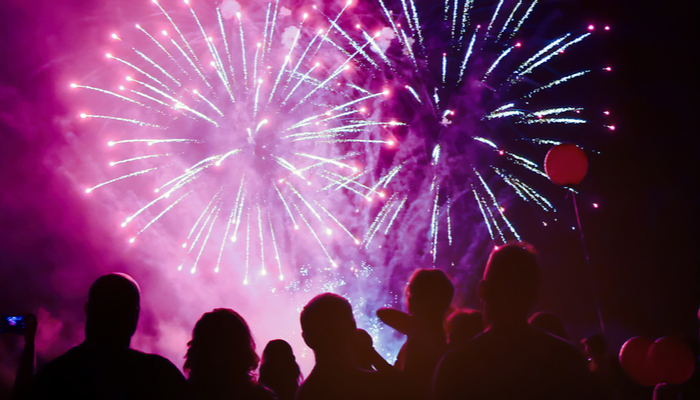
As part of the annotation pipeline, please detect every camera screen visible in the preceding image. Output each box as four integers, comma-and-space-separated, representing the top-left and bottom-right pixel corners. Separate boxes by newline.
1, 316, 25, 334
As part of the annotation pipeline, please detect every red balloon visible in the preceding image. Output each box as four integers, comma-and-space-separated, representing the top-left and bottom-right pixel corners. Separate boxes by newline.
619, 337, 662, 386
649, 337, 695, 384
544, 144, 588, 185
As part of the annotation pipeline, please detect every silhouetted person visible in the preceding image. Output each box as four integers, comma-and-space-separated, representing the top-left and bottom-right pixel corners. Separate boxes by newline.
378, 269, 454, 400
259, 339, 301, 400
296, 293, 400, 400
445, 309, 483, 350
434, 243, 600, 400
528, 311, 569, 341
184, 309, 275, 400
32, 273, 186, 400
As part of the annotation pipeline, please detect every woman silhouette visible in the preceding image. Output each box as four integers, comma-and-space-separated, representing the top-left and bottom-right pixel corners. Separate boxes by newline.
259, 339, 302, 400
185, 309, 276, 400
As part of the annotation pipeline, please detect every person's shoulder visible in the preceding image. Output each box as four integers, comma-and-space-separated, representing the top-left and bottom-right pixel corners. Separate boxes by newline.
131, 349, 177, 364
295, 368, 320, 400
434, 337, 484, 400
124, 349, 186, 384
295, 378, 317, 400
32, 344, 93, 398
128, 349, 188, 398
300, 368, 391, 400
434, 329, 498, 391
296, 366, 361, 400
440, 329, 490, 364
35, 344, 86, 377
124, 348, 178, 367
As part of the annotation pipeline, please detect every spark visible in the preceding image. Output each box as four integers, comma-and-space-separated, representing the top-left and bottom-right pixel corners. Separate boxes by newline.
109, 153, 175, 167
267, 212, 283, 280
85, 167, 159, 193
486, 0, 505, 37
364, 194, 398, 248
446, 197, 453, 246
384, 196, 407, 234
496, 0, 522, 42
191, 205, 220, 274
511, 0, 537, 39
430, 179, 440, 262
523, 70, 590, 98
406, 85, 422, 104
257, 204, 266, 276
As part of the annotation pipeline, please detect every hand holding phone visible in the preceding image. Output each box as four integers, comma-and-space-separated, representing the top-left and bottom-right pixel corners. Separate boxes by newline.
1, 315, 36, 336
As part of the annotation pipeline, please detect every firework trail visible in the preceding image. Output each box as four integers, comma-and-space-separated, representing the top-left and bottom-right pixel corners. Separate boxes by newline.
74, 0, 403, 283
362, 0, 611, 264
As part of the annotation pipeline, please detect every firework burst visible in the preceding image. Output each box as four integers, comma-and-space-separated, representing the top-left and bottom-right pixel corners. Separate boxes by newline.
73, 0, 404, 283
359, 0, 612, 264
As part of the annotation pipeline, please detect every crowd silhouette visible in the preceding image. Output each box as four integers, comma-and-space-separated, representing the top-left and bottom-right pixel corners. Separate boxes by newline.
3, 242, 698, 399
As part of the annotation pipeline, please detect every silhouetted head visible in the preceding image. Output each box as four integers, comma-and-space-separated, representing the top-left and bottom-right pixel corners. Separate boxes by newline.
259, 339, 302, 399
479, 242, 539, 325
261, 340, 297, 368
582, 334, 607, 361
84, 273, 140, 345
184, 309, 259, 382
406, 269, 454, 317
300, 293, 356, 357
528, 311, 569, 340
446, 308, 484, 347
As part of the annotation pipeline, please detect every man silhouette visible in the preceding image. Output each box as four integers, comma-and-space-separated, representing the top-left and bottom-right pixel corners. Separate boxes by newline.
32, 273, 186, 400
296, 293, 400, 400
433, 243, 599, 400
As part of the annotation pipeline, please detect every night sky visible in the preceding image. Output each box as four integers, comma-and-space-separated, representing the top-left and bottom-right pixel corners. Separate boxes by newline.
1, 0, 698, 395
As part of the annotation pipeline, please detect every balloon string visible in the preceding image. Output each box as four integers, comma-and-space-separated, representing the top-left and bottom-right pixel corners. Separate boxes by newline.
571, 188, 606, 335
